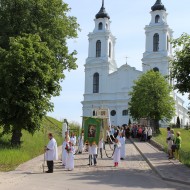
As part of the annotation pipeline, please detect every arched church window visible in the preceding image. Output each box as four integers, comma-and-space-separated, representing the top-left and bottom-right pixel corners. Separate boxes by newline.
96, 40, 101, 57
98, 22, 103, 30
153, 33, 159, 52
153, 67, 159, 72
93, 73, 99, 93
109, 42, 111, 58
93, 110, 96, 116
155, 15, 160, 23
110, 110, 116, 116
122, 110, 128, 116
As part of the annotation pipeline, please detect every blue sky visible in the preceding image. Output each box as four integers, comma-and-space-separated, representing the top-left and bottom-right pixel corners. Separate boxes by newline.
48, 0, 190, 124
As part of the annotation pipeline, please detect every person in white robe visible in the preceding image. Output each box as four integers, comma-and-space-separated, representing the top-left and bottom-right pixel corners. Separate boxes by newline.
62, 135, 70, 166
88, 144, 93, 165
88, 143, 97, 166
91, 143, 98, 165
147, 127, 153, 142
98, 138, 104, 159
113, 138, 121, 167
119, 134, 126, 160
45, 133, 58, 173
65, 142, 75, 171
70, 132, 77, 146
78, 133, 84, 154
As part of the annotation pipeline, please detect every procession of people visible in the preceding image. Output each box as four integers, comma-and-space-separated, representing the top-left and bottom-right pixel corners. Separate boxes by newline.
44, 122, 156, 173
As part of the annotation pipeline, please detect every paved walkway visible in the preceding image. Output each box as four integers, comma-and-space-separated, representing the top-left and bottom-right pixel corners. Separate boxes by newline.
132, 139, 190, 185
0, 140, 189, 190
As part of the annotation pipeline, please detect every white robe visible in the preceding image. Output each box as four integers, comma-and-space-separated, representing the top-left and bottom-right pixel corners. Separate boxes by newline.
45, 138, 58, 161
113, 142, 121, 163
119, 137, 126, 159
98, 139, 103, 149
62, 141, 68, 165
78, 136, 84, 152
65, 146, 75, 170
91, 145, 98, 155
70, 136, 76, 145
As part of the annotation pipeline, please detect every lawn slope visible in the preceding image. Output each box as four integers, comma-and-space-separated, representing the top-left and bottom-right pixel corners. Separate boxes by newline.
0, 116, 63, 171
153, 128, 190, 166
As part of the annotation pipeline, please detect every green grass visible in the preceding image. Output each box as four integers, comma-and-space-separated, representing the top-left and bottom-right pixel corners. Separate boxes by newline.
0, 116, 63, 172
153, 128, 190, 166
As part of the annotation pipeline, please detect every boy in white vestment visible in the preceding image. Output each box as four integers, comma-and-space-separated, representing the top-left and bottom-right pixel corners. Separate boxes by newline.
45, 133, 58, 173
88, 144, 93, 165
65, 142, 75, 171
92, 143, 98, 165
113, 138, 121, 167
62, 135, 70, 166
88, 143, 98, 166
118, 133, 126, 160
70, 132, 77, 146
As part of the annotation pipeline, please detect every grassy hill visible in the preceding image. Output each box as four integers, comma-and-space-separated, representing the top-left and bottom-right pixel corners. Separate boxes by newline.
0, 116, 63, 172
153, 128, 190, 166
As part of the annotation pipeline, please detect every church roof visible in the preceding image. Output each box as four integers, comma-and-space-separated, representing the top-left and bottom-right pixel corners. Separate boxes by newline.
95, 0, 110, 20
151, 0, 166, 11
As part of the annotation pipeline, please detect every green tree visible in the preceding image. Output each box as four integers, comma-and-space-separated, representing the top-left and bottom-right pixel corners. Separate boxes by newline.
170, 33, 190, 96
0, 0, 79, 146
128, 70, 175, 132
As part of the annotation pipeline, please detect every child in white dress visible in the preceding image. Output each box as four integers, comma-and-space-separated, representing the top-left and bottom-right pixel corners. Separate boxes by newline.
65, 142, 75, 171
113, 138, 121, 167
62, 135, 70, 166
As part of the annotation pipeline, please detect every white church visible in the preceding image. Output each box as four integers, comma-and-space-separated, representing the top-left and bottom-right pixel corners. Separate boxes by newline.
82, 0, 190, 127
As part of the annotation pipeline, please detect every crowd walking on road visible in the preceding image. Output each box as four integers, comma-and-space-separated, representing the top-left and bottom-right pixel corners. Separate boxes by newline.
44, 123, 183, 174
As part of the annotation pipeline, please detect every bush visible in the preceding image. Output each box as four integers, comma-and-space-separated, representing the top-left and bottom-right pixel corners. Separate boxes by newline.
184, 125, 190, 130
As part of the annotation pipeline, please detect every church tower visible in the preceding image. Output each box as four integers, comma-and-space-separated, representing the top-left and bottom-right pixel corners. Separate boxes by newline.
142, 0, 173, 76
82, 0, 117, 117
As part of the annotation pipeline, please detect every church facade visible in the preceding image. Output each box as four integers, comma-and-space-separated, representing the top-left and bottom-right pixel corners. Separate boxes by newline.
82, 0, 190, 127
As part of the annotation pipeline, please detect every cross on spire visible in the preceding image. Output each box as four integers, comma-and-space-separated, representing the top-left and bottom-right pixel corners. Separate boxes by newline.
102, 0, 104, 7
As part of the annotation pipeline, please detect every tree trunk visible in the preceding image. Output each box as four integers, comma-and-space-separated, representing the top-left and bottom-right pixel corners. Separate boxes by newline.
154, 119, 160, 134
150, 119, 160, 134
11, 128, 22, 146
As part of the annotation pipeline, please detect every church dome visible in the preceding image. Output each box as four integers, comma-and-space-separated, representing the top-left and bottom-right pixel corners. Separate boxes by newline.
151, 0, 166, 11
95, 1, 110, 19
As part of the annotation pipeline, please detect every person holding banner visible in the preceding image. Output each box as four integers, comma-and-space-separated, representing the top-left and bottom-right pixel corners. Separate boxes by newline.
88, 143, 98, 166
92, 143, 98, 165
45, 133, 58, 173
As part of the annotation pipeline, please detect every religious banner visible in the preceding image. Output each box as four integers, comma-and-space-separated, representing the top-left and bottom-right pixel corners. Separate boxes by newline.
83, 117, 102, 145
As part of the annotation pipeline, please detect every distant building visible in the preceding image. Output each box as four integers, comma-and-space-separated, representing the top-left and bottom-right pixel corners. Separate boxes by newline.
82, 0, 190, 127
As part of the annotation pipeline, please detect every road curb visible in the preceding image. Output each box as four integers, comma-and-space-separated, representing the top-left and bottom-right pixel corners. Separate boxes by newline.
130, 138, 190, 186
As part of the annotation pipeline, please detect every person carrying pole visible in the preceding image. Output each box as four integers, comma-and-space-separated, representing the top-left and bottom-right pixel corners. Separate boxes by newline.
44, 133, 58, 173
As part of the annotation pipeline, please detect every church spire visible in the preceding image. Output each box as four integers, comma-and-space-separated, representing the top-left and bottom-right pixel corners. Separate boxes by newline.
102, 0, 104, 7
96, 0, 110, 19
151, 0, 166, 11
